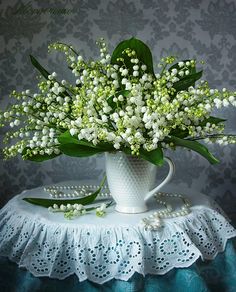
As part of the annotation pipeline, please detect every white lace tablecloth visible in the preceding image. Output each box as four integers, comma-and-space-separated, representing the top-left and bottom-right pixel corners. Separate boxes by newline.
0, 180, 236, 284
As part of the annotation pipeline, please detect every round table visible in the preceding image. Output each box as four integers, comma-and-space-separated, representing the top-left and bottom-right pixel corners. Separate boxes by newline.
0, 181, 236, 291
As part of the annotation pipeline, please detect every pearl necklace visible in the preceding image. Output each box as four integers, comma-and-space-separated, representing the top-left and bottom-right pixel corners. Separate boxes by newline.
44, 184, 110, 198
45, 185, 191, 229
141, 192, 191, 230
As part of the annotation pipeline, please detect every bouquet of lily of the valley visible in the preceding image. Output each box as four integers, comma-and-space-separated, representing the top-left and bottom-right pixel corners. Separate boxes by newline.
1, 37, 236, 166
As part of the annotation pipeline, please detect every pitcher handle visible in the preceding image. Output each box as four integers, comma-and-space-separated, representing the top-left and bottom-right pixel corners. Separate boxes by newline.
144, 157, 175, 202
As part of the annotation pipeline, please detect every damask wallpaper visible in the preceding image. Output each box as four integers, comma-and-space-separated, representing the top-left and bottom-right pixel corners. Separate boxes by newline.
0, 0, 236, 218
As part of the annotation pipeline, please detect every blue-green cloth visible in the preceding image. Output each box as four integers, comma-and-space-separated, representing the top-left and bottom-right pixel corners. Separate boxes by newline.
0, 240, 236, 292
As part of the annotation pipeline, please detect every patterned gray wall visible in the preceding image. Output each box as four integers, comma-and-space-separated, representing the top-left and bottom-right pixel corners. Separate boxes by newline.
0, 0, 236, 216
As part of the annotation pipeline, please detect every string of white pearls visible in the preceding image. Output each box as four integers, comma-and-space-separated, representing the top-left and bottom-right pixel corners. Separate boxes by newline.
141, 192, 191, 230
44, 184, 110, 198
155, 192, 191, 217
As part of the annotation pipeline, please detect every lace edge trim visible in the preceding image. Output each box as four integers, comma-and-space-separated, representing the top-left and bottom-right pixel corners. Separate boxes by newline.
1, 234, 234, 284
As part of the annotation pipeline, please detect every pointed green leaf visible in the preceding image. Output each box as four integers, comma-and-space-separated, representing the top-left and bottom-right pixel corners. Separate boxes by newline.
58, 131, 114, 151
111, 37, 155, 75
168, 60, 202, 95
140, 146, 164, 166
165, 136, 219, 164
30, 55, 50, 79
58, 131, 81, 145
173, 71, 203, 92
23, 176, 106, 208
200, 116, 226, 126
169, 128, 189, 139
23, 194, 97, 208
30, 55, 72, 98
59, 143, 104, 157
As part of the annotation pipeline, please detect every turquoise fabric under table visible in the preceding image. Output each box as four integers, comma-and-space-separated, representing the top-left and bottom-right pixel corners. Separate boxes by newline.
0, 240, 236, 292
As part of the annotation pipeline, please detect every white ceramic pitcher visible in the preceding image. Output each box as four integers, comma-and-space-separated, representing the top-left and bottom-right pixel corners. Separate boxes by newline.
105, 152, 175, 213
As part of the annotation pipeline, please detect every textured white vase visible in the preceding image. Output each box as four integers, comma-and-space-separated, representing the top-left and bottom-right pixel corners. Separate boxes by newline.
105, 152, 175, 214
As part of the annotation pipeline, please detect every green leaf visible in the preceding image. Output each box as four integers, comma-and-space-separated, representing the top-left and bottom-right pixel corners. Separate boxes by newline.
168, 117, 225, 140
30, 55, 50, 79
95, 142, 114, 151
169, 128, 189, 139
22, 147, 60, 162
58, 131, 81, 145
30, 55, 71, 98
23, 176, 106, 208
58, 131, 114, 151
173, 71, 203, 92
168, 60, 202, 95
165, 136, 219, 164
111, 37, 155, 75
140, 146, 164, 166
59, 143, 104, 157
121, 147, 132, 155
200, 116, 226, 126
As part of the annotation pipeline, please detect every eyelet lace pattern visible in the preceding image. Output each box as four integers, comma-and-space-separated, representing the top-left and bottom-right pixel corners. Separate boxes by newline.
0, 188, 235, 284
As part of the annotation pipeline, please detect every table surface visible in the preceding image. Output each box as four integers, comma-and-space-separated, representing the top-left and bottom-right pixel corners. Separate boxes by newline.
9, 180, 228, 227
0, 180, 236, 284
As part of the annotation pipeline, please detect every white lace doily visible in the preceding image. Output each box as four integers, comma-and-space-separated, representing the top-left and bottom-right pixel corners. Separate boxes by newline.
0, 181, 235, 284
